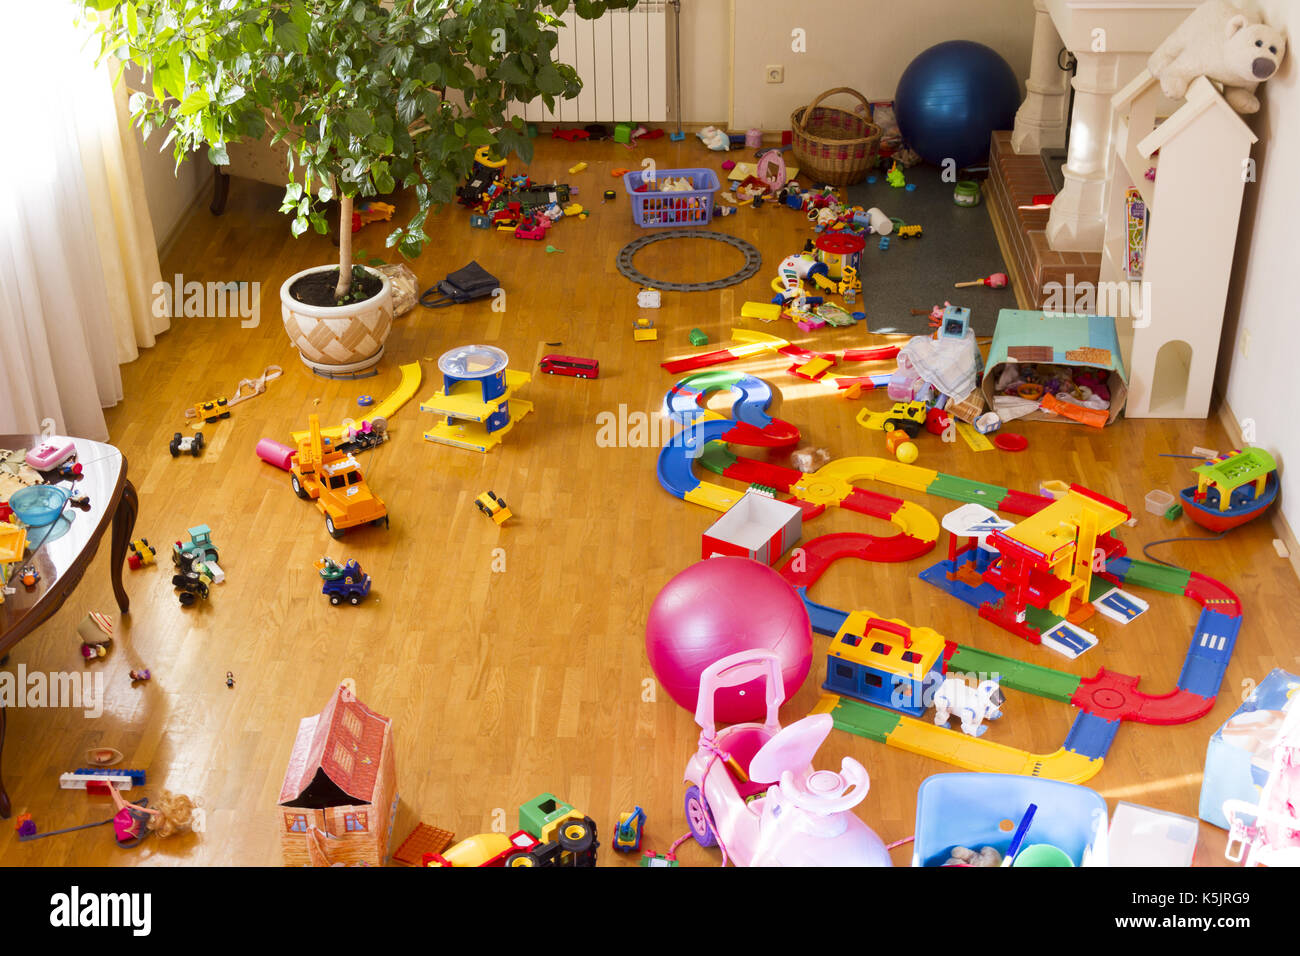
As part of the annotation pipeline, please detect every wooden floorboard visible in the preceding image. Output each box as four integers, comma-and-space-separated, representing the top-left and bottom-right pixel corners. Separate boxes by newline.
2, 136, 1296, 867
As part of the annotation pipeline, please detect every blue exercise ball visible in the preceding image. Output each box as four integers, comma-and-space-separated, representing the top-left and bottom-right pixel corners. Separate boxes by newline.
895, 40, 1022, 168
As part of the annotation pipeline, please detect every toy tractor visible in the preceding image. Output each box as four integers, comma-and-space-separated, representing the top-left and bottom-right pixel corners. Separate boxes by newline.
291, 415, 389, 540
169, 431, 204, 457
474, 491, 512, 526
316, 556, 372, 606
859, 401, 928, 439
174, 525, 218, 566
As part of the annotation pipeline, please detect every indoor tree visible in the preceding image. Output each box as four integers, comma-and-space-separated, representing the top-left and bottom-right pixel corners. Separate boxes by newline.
81, 0, 637, 301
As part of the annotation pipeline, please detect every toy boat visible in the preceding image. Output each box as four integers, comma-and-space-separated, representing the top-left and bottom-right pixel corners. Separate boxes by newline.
1180, 448, 1278, 533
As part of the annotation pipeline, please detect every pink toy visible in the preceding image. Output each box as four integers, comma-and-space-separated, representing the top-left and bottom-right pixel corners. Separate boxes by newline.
1224, 703, 1300, 867
682, 650, 892, 867
26, 439, 77, 471
646, 557, 812, 723
256, 438, 297, 471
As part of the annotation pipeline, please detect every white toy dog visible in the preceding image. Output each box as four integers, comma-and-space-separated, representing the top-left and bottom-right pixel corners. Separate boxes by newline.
1148, 0, 1287, 114
933, 677, 1006, 738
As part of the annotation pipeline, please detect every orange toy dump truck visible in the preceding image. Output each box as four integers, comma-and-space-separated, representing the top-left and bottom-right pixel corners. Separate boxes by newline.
291, 414, 389, 539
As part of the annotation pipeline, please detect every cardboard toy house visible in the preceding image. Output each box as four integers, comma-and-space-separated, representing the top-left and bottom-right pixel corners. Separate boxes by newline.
701, 488, 802, 565
278, 684, 398, 866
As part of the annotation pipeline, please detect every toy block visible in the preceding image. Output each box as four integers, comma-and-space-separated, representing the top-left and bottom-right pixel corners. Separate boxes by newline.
634, 327, 659, 342
204, 560, 225, 585
470, 214, 490, 229
741, 301, 782, 322
790, 356, 835, 381
613, 123, 633, 144
689, 329, 709, 346
568, 162, 587, 174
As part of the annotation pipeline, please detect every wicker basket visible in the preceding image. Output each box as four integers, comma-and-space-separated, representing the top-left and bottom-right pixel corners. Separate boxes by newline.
790, 87, 881, 186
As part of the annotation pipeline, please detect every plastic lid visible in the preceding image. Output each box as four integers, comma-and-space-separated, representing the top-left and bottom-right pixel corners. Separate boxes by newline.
438, 345, 508, 379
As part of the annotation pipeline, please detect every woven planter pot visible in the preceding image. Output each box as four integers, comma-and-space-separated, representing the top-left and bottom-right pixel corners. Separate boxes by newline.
281, 265, 394, 376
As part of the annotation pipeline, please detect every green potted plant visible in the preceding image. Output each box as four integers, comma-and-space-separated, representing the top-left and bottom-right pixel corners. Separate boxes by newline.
82, 0, 636, 374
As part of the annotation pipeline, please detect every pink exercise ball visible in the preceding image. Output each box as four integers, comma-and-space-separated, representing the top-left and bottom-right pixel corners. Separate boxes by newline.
646, 557, 813, 723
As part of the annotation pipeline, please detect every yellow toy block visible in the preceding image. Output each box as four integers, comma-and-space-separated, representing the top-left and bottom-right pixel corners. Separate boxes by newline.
633, 317, 658, 341
568, 162, 588, 174
741, 301, 783, 322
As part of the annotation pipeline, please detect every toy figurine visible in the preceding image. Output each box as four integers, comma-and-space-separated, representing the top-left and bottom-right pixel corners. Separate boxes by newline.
18, 565, 38, 589
129, 669, 151, 682
226, 671, 235, 688
886, 162, 907, 188
109, 787, 197, 848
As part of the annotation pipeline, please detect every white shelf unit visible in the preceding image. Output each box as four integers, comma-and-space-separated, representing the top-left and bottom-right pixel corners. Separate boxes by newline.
1101, 71, 1257, 419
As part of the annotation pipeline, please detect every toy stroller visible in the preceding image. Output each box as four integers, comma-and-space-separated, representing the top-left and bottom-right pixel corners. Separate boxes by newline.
1224, 704, 1300, 867
682, 649, 892, 867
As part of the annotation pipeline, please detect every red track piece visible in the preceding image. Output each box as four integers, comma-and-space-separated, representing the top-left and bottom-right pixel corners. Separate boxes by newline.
719, 458, 804, 491
779, 531, 935, 589
839, 486, 905, 521
721, 420, 802, 448
1184, 572, 1243, 616
842, 346, 901, 363
1070, 669, 1215, 725
999, 489, 1055, 516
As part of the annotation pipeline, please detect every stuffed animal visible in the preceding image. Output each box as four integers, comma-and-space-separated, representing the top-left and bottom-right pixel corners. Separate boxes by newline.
1148, 0, 1287, 114
943, 845, 1003, 867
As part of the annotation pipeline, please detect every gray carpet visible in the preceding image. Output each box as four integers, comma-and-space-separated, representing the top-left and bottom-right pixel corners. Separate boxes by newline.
840, 162, 1016, 335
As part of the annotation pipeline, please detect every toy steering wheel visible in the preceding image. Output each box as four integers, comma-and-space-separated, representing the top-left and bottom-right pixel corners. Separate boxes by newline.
778, 759, 870, 816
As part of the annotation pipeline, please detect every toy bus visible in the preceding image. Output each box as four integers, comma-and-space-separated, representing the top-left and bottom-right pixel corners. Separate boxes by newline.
539, 354, 599, 379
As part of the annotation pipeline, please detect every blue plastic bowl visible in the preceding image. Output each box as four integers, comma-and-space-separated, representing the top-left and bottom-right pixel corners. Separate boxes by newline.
8, 485, 70, 527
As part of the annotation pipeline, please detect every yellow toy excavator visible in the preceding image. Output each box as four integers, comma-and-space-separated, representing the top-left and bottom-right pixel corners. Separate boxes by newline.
290, 414, 388, 539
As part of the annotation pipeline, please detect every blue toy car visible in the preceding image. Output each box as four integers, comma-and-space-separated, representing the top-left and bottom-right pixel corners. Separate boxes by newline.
316, 557, 372, 606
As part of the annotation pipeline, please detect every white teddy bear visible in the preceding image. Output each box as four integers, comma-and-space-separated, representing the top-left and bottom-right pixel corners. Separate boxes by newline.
1148, 0, 1287, 114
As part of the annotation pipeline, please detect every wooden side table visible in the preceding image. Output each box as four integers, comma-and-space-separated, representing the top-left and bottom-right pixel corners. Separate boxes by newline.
0, 435, 136, 817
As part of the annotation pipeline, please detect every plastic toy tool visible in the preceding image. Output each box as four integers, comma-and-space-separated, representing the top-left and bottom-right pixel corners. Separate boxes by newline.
953, 272, 1008, 289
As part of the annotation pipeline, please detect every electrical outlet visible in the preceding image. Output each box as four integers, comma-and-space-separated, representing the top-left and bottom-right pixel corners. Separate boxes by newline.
765, 64, 784, 84
1240, 329, 1251, 358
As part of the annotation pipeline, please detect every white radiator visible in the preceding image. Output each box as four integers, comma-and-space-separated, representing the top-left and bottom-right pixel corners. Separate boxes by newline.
510, 2, 669, 124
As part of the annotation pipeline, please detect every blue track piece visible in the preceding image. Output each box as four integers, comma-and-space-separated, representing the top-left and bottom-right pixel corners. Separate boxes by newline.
74, 768, 146, 785
665, 374, 774, 429
1178, 608, 1241, 698
796, 586, 848, 636
655, 419, 732, 499
1105, 554, 1132, 578
918, 560, 1004, 610
731, 377, 774, 429
1063, 712, 1120, 761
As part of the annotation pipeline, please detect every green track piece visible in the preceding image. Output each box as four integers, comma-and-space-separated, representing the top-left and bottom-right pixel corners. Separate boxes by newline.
1024, 604, 1061, 634
824, 695, 904, 743
1117, 558, 1191, 595
948, 644, 1082, 703
927, 473, 1009, 506
685, 368, 744, 391
697, 441, 736, 476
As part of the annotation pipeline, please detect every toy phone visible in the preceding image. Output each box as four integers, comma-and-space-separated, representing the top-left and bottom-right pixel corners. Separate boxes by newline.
27, 438, 76, 471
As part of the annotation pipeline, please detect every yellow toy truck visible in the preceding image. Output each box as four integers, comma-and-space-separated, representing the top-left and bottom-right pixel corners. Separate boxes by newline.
856, 400, 928, 438
291, 415, 388, 539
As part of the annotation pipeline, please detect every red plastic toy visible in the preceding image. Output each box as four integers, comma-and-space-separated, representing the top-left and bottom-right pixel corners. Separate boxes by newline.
539, 355, 599, 379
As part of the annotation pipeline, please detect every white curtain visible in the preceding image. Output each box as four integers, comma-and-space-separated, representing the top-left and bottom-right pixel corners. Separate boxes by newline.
0, 0, 168, 441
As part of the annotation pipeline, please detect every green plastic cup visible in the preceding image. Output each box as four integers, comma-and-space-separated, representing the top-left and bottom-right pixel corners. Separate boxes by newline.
1012, 843, 1074, 867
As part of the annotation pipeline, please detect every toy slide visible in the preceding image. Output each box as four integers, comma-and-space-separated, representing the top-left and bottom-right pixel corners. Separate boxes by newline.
290, 361, 422, 442
661, 329, 791, 374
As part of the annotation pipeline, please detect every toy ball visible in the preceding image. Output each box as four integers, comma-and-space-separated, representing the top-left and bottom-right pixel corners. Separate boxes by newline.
895, 40, 1021, 168
895, 441, 920, 464
646, 557, 812, 723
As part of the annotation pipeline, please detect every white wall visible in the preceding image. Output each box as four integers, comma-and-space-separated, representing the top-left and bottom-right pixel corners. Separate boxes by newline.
727, 0, 1034, 129
134, 130, 207, 251
1218, 0, 1298, 536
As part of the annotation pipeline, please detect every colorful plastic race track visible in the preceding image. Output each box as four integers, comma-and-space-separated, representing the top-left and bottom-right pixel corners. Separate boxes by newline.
656, 373, 1244, 782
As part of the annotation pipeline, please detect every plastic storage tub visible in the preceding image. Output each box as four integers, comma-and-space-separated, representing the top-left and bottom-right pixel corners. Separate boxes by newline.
623, 168, 718, 227
913, 772, 1109, 867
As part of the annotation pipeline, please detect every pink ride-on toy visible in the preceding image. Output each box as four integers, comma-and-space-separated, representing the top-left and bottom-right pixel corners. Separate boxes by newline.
683, 649, 892, 867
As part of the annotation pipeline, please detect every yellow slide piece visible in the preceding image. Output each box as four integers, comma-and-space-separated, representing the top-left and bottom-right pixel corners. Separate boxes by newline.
292, 361, 422, 442
740, 301, 784, 322
684, 480, 745, 513
728, 328, 789, 349
808, 456, 939, 494
890, 501, 941, 543
886, 714, 1102, 784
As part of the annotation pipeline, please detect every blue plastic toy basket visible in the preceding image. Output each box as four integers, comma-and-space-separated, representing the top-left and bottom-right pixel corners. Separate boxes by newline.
623, 168, 718, 227
913, 772, 1110, 867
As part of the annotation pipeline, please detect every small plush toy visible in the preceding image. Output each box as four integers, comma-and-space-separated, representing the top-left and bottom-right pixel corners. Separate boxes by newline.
1148, 0, 1287, 114
943, 845, 1003, 867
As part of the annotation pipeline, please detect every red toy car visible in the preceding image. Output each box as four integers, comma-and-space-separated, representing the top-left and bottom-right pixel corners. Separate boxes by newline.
539, 354, 599, 379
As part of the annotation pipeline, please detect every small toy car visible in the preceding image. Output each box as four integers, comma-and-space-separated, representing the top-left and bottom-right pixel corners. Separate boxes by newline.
128, 538, 157, 569
190, 398, 230, 425
169, 431, 204, 458
539, 355, 599, 379
317, 556, 372, 606
335, 418, 388, 455
475, 491, 512, 526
